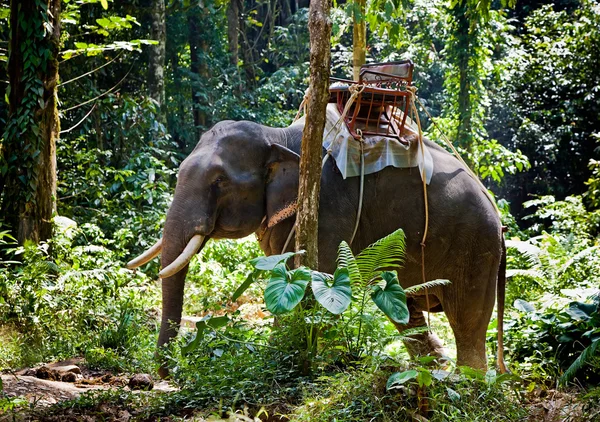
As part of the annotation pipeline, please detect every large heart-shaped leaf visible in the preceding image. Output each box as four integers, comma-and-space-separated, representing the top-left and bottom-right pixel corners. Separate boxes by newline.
370, 271, 409, 324
250, 251, 304, 271
264, 264, 310, 314
311, 268, 352, 314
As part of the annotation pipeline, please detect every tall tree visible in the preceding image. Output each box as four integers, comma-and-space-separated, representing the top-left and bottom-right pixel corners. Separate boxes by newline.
227, 0, 240, 67
1, 0, 60, 244
188, 4, 209, 138
148, 0, 166, 117
294, 0, 331, 269
448, 0, 478, 151
352, 0, 366, 81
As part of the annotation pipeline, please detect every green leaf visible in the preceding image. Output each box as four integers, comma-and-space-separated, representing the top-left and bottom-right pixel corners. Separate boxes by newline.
337, 241, 361, 285
251, 251, 302, 271
447, 387, 461, 401
181, 316, 229, 356
560, 339, 599, 385
264, 264, 309, 314
181, 320, 207, 356
311, 268, 352, 315
100, 0, 109, 10
514, 298, 535, 313
232, 271, 257, 301
387, 370, 418, 390
417, 369, 433, 387
206, 315, 229, 329
459, 366, 486, 380
356, 229, 405, 285
370, 271, 409, 324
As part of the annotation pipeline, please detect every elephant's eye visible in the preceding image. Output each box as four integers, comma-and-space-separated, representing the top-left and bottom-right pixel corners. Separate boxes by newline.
213, 175, 228, 186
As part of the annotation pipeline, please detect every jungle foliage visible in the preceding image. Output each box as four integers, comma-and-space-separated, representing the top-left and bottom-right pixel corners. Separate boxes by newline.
0, 0, 600, 420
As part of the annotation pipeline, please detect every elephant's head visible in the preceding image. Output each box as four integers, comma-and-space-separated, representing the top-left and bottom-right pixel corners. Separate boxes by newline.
126, 121, 300, 375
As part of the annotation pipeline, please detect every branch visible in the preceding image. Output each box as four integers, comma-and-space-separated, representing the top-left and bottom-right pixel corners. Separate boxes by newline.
59, 103, 97, 134
59, 52, 123, 87
63, 65, 132, 113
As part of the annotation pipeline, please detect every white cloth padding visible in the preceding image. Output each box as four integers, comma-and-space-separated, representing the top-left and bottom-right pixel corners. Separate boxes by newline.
292, 103, 433, 184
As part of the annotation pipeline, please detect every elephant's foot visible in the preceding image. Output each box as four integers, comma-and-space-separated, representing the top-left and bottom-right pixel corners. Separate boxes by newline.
402, 329, 449, 362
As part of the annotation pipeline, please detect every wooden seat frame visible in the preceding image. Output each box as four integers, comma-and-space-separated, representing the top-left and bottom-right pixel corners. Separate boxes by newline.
329, 60, 414, 143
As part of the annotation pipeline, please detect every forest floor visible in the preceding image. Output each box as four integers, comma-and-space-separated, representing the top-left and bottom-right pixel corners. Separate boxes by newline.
0, 358, 179, 422
1, 358, 597, 421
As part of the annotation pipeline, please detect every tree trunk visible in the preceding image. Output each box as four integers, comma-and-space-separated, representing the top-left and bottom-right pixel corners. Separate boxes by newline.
148, 0, 166, 120
352, 0, 366, 81
294, 0, 331, 270
188, 5, 208, 139
227, 0, 240, 67
452, 0, 473, 152
1, 0, 60, 244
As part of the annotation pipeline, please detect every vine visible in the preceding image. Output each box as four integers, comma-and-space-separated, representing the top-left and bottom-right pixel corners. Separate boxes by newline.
1, 0, 59, 238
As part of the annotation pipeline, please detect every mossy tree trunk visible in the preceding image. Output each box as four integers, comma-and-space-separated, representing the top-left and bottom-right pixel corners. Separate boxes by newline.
1, 0, 60, 245
148, 0, 166, 120
452, 0, 473, 152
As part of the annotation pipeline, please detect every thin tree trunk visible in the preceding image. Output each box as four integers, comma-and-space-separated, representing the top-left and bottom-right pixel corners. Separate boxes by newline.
352, 0, 366, 81
452, 0, 473, 152
148, 0, 166, 120
227, 0, 240, 67
1, 0, 60, 244
188, 5, 208, 138
294, 0, 331, 270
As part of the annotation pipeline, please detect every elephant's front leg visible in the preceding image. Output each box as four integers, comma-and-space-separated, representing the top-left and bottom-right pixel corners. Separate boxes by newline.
392, 297, 448, 361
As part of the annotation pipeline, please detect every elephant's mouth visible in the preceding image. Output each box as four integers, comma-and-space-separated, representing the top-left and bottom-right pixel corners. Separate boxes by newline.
126, 233, 211, 278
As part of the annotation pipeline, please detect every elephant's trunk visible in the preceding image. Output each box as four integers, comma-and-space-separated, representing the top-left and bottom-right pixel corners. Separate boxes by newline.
156, 217, 207, 378
159, 234, 204, 278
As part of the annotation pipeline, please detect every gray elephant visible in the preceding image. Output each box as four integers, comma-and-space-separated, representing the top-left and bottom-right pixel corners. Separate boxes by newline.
127, 119, 507, 377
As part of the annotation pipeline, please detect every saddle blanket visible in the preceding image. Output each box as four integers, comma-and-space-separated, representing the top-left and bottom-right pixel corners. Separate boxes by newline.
292, 103, 433, 184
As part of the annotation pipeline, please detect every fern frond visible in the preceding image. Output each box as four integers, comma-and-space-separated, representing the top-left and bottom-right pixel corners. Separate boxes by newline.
560, 339, 600, 385
404, 279, 451, 296
337, 241, 362, 285
393, 326, 429, 341
558, 245, 600, 275
355, 229, 406, 286
506, 269, 545, 283
506, 239, 542, 266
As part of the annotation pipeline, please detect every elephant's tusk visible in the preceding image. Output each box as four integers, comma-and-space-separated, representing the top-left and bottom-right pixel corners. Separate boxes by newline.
127, 239, 163, 269
159, 234, 204, 278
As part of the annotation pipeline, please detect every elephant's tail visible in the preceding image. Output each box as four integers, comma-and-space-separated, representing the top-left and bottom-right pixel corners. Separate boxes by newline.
497, 232, 509, 373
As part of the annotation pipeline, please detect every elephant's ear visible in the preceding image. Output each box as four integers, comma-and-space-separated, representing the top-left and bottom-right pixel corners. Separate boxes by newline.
265, 143, 299, 228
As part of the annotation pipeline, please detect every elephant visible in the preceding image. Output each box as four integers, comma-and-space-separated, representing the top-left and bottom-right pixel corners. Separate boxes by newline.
127, 118, 507, 378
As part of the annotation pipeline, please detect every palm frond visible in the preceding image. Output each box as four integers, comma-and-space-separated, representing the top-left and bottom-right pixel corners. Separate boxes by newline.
404, 279, 451, 296
355, 229, 406, 285
560, 339, 599, 385
558, 245, 600, 275
337, 241, 362, 285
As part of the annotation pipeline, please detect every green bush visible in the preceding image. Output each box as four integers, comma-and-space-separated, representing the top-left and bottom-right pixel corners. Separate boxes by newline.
0, 217, 158, 371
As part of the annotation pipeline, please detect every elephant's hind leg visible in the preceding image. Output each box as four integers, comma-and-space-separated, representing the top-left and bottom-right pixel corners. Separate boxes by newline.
393, 298, 448, 360
443, 252, 498, 370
